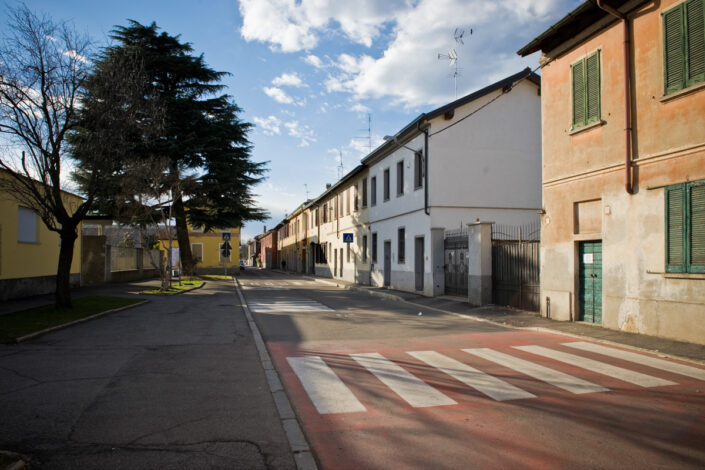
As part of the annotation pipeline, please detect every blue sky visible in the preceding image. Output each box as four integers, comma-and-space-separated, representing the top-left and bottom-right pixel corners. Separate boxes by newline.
3, 0, 581, 241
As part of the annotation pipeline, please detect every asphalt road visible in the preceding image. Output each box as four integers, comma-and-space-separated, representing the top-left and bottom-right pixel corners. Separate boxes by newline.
240, 269, 705, 470
0, 279, 295, 470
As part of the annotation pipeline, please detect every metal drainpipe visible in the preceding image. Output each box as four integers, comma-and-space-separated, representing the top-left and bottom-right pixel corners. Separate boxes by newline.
596, 0, 633, 194
418, 120, 430, 215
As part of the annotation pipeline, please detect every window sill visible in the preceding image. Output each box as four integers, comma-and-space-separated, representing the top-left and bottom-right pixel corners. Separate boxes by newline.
414, 186, 423, 191
647, 271, 705, 280
569, 120, 605, 136
659, 81, 705, 102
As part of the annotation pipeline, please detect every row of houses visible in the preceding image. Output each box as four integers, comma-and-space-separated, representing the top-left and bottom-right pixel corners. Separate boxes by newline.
250, 0, 705, 346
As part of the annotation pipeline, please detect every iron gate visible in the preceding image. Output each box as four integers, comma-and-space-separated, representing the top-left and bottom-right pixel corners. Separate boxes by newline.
444, 229, 468, 296
492, 223, 540, 312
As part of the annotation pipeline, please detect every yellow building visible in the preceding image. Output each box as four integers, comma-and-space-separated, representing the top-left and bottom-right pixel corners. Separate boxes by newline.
161, 225, 241, 274
0, 174, 83, 300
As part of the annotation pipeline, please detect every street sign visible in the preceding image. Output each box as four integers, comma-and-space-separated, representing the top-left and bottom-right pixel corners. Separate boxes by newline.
222, 232, 231, 241
343, 233, 354, 243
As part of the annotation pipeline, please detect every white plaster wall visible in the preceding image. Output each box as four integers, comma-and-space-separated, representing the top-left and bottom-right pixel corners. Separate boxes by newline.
429, 81, 542, 210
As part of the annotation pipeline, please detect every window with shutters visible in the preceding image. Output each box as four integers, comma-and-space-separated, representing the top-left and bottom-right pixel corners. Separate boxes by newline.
370, 176, 377, 206
663, 0, 705, 95
571, 50, 601, 129
398, 227, 405, 263
665, 180, 705, 273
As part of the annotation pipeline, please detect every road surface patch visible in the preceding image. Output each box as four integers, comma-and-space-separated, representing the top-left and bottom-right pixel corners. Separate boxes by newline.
248, 300, 333, 313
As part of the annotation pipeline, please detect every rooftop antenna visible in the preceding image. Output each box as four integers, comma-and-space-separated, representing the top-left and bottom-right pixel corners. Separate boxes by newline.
438, 28, 471, 99
337, 149, 344, 180
304, 183, 310, 200
366, 113, 372, 153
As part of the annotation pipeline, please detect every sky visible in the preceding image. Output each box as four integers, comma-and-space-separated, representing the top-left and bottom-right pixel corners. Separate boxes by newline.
2, 0, 582, 242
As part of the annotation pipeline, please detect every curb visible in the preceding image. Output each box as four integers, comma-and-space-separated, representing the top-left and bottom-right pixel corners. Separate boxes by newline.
233, 278, 318, 470
15, 299, 150, 343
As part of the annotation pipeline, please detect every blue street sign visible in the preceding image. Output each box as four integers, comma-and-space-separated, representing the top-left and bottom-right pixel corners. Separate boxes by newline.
222, 232, 231, 241
343, 233, 354, 243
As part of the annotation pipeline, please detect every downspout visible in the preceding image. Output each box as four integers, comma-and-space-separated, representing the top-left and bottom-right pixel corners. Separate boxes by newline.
596, 0, 633, 194
418, 120, 430, 215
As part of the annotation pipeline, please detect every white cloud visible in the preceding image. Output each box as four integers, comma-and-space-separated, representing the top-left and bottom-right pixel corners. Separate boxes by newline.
272, 72, 306, 87
263, 86, 295, 104
253, 115, 282, 135
349, 102, 370, 114
284, 121, 316, 147
241, 0, 573, 107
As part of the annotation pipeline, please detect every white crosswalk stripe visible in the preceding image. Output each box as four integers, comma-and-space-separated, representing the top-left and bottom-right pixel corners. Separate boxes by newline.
409, 351, 535, 401
514, 345, 676, 387
287, 356, 366, 414
463, 348, 609, 394
286, 344, 685, 415
563, 341, 705, 381
351, 352, 457, 408
249, 299, 333, 313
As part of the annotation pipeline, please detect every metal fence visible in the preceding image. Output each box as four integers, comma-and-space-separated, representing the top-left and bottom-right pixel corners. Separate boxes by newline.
444, 228, 468, 296
110, 246, 138, 272
491, 222, 540, 312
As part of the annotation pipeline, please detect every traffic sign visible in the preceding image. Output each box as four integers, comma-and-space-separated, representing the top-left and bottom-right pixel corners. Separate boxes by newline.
222, 232, 231, 241
343, 233, 354, 243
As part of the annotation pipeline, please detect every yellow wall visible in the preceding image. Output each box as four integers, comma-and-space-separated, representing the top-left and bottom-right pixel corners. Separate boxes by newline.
162, 226, 240, 269
0, 190, 82, 280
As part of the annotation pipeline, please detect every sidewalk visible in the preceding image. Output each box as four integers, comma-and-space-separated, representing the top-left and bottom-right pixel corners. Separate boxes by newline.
275, 269, 705, 365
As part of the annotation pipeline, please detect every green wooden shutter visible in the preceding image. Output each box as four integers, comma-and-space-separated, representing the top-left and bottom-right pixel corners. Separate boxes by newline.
664, 5, 686, 94
586, 52, 601, 124
686, 0, 705, 86
572, 60, 586, 127
689, 182, 705, 272
666, 185, 686, 272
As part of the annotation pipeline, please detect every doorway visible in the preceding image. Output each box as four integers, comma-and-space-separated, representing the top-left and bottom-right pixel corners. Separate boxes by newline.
415, 237, 424, 291
383, 241, 391, 287
579, 240, 602, 323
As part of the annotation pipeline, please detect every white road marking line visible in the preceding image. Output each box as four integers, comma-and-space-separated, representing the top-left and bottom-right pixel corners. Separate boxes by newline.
408, 351, 535, 401
464, 348, 609, 394
563, 342, 705, 381
351, 352, 457, 408
287, 356, 366, 414
248, 300, 333, 313
514, 345, 676, 388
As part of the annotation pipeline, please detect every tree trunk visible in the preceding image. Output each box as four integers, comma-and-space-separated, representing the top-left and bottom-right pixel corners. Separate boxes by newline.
56, 226, 78, 308
172, 195, 196, 276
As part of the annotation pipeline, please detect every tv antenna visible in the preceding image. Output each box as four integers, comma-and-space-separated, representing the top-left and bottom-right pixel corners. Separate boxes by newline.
304, 183, 310, 200
337, 149, 344, 180
438, 28, 472, 99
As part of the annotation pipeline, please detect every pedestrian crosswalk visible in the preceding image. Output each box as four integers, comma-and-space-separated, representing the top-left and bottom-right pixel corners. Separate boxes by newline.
248, 299, 333, 313
286, 342, 705, 415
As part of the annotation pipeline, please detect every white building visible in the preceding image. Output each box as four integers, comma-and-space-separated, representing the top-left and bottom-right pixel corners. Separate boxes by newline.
364, 69, 542, 296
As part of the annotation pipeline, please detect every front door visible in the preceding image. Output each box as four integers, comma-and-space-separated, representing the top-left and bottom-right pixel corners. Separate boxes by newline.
383, 241, 391, 287
579, 241, 602, 323
415, 237, 424, 291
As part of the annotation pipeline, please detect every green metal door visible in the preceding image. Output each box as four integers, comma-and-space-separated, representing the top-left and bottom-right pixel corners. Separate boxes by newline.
579, 241, 602, 323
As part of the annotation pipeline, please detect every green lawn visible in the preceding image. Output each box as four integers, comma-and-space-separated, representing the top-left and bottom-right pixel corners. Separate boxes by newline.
142, 279, 205, 294
0, 296, 144, 344
200, 275, 233, 280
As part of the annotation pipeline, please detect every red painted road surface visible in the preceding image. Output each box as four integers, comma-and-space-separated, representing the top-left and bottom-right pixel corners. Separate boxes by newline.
269, 330, 705, 470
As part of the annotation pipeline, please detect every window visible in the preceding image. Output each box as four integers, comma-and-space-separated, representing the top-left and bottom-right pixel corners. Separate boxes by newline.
372, 232, 378, 262
664, 0, 705, 94
17, 207, 38, 243
414, 151, 424, 189
397, 161, 404, 196
347, 242, 351, 262
346, 188, 350, 215
571, 50, 601, 129
354, 183, 359, 211
666, 180, 705, 272
362, 178, 368, 207
191, 243, 203, 262
362, 235, 368, 262
323, 203, 328, 223
371, 176, 377, 206
383, 168, 390, 201
398, 227, 405, 263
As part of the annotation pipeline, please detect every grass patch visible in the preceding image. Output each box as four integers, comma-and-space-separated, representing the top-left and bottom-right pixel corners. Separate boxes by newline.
142, 279, 205, 295
200, 274, 233, 280
0, 296, 144, 344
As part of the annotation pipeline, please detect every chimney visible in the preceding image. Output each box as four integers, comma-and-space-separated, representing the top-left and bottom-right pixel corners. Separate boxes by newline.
326, 183, 332, 189
263, 225, 266, 233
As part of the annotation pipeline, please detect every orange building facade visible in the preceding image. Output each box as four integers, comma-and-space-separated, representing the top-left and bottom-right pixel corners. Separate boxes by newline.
520, 0, 705, 344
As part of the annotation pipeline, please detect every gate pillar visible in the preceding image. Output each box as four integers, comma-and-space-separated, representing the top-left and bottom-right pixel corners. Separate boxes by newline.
467, 222, 493, 306
431, 227, 445, 296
